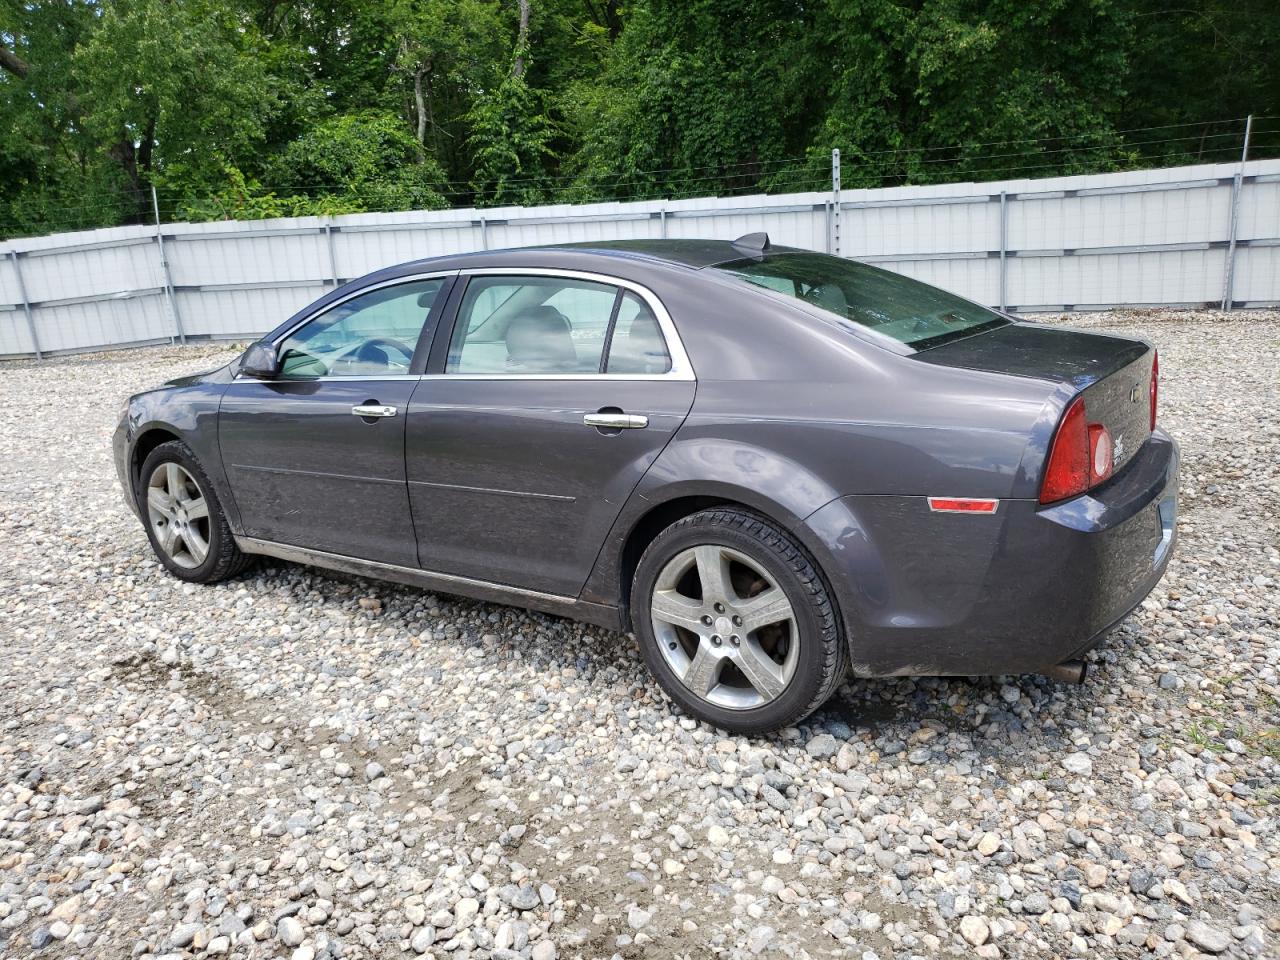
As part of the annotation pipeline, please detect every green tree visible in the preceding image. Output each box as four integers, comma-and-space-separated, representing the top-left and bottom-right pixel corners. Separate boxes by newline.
1120, 0, 1280, 163
808, 0, 1136, 186
2, 0, 1278, 238
467, 70, 559, 204
381, 0, 506, 176
73, 0, 284, 200
0, 0, 121, 234
567, 0, 829, 200
267, 110, 448, 213
170, 111, 452, 221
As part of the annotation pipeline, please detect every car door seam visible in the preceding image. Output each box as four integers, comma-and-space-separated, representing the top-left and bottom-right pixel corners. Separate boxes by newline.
576, 374, 700, 605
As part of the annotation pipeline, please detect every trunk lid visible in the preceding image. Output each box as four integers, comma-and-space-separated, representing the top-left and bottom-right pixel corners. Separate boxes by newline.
915, 321, 1155, 475
912, 322, 1148, 388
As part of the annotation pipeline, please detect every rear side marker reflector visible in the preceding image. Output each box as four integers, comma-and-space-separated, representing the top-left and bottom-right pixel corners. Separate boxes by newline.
1150, 350, 1159, 432
928, 497, 1000, 514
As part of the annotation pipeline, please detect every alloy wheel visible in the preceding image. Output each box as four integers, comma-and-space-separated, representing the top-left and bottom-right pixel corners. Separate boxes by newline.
145, 462, 210, 570
650, 544, 798, 710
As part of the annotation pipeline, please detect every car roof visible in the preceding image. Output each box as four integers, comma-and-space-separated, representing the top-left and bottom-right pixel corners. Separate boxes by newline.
366, 238, 797, 281
549, 239, 773, 269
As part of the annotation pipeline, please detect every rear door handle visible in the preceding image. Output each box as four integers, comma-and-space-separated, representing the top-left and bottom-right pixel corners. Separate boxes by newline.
583, 412, 648, 429
352, 404, 397, 418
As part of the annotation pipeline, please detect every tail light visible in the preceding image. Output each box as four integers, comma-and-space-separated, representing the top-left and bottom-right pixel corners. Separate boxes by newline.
1150, 350, 1159, 432
1040, 396, 1114, 504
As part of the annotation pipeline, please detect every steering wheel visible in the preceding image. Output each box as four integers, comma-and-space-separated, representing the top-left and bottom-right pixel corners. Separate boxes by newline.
353, 336, 414, 370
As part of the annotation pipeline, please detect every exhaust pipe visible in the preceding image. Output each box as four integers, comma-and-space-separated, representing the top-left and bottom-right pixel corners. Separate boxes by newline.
1042, 660, 1088, 684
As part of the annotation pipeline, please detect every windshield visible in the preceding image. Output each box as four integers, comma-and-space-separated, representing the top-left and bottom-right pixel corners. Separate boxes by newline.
712, 251, 1009, 349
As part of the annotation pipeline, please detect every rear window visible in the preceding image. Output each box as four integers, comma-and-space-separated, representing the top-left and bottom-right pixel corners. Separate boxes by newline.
712, 251, 1009, 349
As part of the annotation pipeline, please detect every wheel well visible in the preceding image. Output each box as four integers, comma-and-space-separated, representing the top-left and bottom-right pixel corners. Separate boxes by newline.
618, 495, 759, 627
132, 428, 181, 486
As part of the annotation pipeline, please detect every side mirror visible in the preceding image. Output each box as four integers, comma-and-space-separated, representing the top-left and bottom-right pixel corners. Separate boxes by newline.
239, 341, 280, 379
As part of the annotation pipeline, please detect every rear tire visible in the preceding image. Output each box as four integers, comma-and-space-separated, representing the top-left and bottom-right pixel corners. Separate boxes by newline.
137, 440, 253, 583
631, 508, 847, 734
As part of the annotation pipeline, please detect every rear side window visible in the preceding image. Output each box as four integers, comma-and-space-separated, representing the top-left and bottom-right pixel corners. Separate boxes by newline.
605, 292, 672, 374
713, 251, 1009, 349
446, 276, 672, 375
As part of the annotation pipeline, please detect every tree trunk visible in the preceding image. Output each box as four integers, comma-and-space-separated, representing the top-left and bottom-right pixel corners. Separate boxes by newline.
582, 0, 621, 41
512, 0, 531, 79
425, 70, 439, 157
0, 45, 30, 79
604, 0, 620, 41
413, 66, 428, 160
108, 135, 141, 216
138, 116, 157, 177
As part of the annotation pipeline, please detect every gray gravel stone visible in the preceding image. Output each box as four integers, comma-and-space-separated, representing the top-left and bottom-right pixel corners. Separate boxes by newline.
0, 313, 1276, 959
508, 886, 540, 911
277, 916, 305, 947
1022, 893, 1050, 914
1185, 920, 1231, 954
760, 785, 790, 811
410, 927, 435, 953
1061, 752, 1093, 775
169, 923, 201, 948
1129, 868, 1155, 895
805, 733, 839, 758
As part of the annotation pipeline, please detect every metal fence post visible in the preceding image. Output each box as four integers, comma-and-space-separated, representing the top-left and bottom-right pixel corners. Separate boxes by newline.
831, 149, 842, 257
480, 216, 488, 250
9, 250, 42, 359
999, 190, 1009, 312
660, 205, 668, 239
1221, 115, 1253, 311
323, 218, 340, 287
152, 185, 185, 343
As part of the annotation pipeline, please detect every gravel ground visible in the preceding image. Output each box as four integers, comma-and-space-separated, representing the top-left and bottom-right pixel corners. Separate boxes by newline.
0, 309, 1277, 960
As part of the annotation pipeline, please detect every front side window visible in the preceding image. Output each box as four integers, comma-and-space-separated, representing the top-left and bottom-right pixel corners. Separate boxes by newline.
447, 276, 629, 374
712, 252, 1009, 350
278, 277, 446, 378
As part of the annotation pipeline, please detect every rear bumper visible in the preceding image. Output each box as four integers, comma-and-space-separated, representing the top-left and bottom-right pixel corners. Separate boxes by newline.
801, 430, 1179, 677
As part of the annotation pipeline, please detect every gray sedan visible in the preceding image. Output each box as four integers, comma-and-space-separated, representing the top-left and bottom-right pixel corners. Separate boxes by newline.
114, 235, 1178, 734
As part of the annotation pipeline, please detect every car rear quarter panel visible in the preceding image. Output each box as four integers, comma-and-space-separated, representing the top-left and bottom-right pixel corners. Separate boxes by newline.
586, 268, 1175, 676
582, 278, 1064, 621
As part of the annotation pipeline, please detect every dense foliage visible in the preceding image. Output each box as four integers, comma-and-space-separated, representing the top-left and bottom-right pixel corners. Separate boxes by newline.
1, 0, 1277, 237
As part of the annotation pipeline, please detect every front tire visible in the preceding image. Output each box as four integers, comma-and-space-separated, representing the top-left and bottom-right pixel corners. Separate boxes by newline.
631, 508, 847, 734
137, 440, 252, 583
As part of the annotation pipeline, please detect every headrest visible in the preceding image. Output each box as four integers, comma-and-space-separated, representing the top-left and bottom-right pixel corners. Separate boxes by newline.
608, 310, 670, 373
628, 312, 666, 346
808, 283, 848, 315
505, 306, 576, 368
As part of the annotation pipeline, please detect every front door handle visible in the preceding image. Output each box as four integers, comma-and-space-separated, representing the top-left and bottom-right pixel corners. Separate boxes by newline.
352, 404, 397, 418
583, 412, 648, 429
